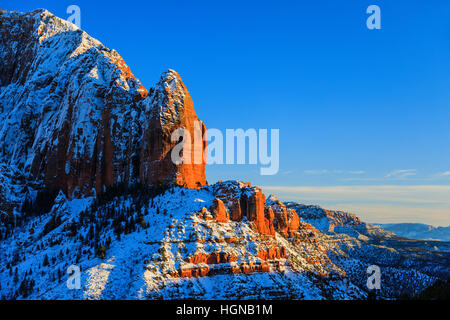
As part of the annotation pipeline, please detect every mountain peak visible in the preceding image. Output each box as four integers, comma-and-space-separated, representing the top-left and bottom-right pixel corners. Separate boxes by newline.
0, 9, 206, 199
140, 68, 207, 188
163, 68, 179, 77
155, 68, 186, 101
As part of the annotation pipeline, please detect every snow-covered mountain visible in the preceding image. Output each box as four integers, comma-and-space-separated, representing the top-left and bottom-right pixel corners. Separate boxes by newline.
0, 9, 449, 300
378, 223, 450, 242
0, 8, 206, 201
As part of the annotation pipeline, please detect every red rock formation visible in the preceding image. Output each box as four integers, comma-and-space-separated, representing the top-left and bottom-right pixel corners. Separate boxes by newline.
185, 251, 237, 265
268, 195, 300, 237
176, 259, 282, 278
178, 266, 209, 278
287, 209, 300, 236
210, 198, 229, 223
264, 207, 276, 235
139, 70, 207, 189
240, 189, 275, 236
229, 199, 242, 221
257, 246, 287, 260
212, 182, 279, 236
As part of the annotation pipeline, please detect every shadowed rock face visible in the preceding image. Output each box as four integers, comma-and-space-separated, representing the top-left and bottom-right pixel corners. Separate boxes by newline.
0, 9, 206, 199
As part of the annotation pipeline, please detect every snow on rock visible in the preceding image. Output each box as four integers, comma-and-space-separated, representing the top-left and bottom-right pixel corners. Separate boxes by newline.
139, 69, 207, 189
0, 9, 205, 207
286, 202, 362, 233
0, 180, 363, 299
0, 177, 448, 299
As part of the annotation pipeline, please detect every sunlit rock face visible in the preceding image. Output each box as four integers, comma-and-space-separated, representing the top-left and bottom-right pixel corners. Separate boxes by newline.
139, 69, 207, 189
0, 9, 206, 200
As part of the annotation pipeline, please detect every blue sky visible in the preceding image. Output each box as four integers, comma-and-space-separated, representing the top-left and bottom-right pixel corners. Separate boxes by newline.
4, 0, 450, 225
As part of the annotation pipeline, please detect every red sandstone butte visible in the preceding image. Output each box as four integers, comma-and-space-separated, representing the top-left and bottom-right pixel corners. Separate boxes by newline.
229, 199, 242, 221
240, 189, 275, 236
210, 198, 229, 223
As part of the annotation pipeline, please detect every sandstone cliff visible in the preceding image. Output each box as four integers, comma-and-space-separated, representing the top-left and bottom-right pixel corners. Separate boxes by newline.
0, 9, 206, 200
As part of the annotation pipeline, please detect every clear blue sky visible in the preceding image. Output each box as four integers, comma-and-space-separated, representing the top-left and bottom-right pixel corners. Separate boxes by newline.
4, 0, 450, 225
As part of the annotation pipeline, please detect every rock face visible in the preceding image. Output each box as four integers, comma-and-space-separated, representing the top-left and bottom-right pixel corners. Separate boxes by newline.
213, 181, 291, 237
139, 70, 207, 188
0, 9, 206, 200
267, 194, 300, 237
240, 189, 275, 236
210, 198, 229, 223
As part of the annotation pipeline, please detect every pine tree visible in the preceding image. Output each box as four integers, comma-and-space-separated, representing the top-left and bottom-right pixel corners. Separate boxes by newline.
13, 268, 19, 283
43, 254, 49, 266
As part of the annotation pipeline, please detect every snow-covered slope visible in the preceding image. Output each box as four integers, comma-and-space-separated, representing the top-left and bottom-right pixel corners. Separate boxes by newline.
0, 9, 145, 196
1, 180, 449, 300
0, 181, 363, 299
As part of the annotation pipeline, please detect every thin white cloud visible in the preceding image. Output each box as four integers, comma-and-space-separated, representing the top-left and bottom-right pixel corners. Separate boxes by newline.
304, 169, 364, 175
341, 177, 383, 182
384, 169, 417, 179
304, 169, 329, 175
440, 171, 450, 176
348, 170, 365, 175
